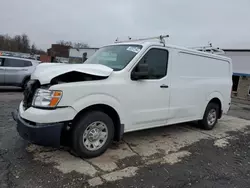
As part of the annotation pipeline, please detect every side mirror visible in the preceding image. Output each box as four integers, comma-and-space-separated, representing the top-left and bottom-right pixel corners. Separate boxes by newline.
131, 63, 149, 80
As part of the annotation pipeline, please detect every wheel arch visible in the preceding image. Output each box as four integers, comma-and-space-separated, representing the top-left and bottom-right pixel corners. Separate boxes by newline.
72, 103, 124, 141
206, 92, 223, 119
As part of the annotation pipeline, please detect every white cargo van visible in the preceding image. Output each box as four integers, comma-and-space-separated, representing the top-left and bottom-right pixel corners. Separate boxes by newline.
12, 36, 232, 158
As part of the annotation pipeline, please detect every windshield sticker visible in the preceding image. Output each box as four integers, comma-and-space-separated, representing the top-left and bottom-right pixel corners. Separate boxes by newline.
127, 46, 141, 53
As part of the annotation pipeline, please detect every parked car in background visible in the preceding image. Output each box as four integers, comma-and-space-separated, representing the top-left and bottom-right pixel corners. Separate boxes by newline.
0, 56, 40, 89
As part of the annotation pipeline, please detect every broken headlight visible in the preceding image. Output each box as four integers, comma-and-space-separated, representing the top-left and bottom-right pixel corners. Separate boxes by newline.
32, 89, 63, 108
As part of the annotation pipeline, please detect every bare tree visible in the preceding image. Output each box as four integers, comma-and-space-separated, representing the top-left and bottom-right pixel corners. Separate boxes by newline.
21, 34, 30, 52
14, 35, 22, 52
0, 33, 45, 54
30, 43, 37, 54
57, 40, 89, 48
56, 40, 73, 47
74, 42, 89, 48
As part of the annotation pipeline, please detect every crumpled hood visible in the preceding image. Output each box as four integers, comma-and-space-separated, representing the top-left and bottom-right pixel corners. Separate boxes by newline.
31, 63, 113, 85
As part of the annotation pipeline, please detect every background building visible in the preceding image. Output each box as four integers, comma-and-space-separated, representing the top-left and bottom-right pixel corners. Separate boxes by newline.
224, 49, 250, 101
47, 44, 70, 58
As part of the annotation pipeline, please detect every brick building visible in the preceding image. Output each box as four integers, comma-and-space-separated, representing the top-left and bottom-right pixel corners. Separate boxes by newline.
47, 44, 70, 58
224, 49, 250, 101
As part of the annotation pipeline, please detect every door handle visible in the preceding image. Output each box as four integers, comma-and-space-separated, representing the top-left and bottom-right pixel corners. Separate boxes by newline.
160, 84, 169, 88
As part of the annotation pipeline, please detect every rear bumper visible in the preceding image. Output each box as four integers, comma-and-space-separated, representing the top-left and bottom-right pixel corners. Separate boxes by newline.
12, 109, 65, 147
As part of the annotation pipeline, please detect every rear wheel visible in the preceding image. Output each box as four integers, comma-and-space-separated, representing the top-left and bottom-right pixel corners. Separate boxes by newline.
199, 103, 219, 130
71, 111, 114, 158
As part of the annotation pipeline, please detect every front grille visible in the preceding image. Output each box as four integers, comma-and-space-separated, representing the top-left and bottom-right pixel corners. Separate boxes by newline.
23, 80, 40, 110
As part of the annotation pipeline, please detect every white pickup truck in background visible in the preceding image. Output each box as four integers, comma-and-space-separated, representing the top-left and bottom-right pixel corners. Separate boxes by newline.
12, 36, 232, 158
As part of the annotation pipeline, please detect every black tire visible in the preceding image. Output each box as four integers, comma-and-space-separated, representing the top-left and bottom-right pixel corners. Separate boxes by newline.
199, 102, 219, 130
72, 111, 114, 158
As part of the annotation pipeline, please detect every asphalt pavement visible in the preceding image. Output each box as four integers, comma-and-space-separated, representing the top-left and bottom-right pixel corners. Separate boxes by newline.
0, 88, 250, 188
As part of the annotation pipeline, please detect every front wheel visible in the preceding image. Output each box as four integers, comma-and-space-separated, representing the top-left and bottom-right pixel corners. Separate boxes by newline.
72, 111, 114, 158
199, 103, 219, 130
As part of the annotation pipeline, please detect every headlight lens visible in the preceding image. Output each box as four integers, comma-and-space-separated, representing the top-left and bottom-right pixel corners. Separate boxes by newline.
32, 89, 63, 108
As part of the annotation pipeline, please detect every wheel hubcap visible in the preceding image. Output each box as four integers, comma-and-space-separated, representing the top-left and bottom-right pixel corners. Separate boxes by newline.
207, 109, 217, 126
83, 121, 108, 151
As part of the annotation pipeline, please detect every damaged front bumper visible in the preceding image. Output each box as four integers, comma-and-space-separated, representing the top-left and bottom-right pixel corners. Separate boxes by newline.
12, 109, 65, 147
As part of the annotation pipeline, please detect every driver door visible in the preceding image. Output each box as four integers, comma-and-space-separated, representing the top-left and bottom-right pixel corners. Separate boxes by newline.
128, 47, 171, 129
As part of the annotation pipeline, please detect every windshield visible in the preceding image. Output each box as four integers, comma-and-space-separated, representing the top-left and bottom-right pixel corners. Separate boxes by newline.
84, 45, 142, 71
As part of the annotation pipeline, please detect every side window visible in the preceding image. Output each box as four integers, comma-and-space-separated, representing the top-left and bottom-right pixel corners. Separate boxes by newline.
4, 59, 32, 67
137, 48, 169, 79
0, 58, 3, 66
23, 60, 32, 67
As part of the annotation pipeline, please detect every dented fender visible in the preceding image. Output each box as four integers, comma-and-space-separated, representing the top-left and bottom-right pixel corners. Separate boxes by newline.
71, 94, 127, 126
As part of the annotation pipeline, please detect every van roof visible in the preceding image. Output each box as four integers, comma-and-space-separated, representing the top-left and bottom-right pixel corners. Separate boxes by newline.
105, 41, 232, 62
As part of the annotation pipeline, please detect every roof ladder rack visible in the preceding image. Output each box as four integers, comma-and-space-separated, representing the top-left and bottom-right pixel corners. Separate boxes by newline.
114, 35, 169, 46
192, 43, 225, 55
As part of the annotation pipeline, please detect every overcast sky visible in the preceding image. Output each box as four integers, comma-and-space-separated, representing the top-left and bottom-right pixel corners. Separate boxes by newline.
1, 0, 250, 50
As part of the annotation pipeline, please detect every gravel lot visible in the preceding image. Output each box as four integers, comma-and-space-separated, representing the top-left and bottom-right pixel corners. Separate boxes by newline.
0, 88, 250, 188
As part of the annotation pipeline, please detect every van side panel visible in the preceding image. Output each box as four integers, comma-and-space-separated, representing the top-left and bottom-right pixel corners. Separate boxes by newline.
169, 50, 232, 121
